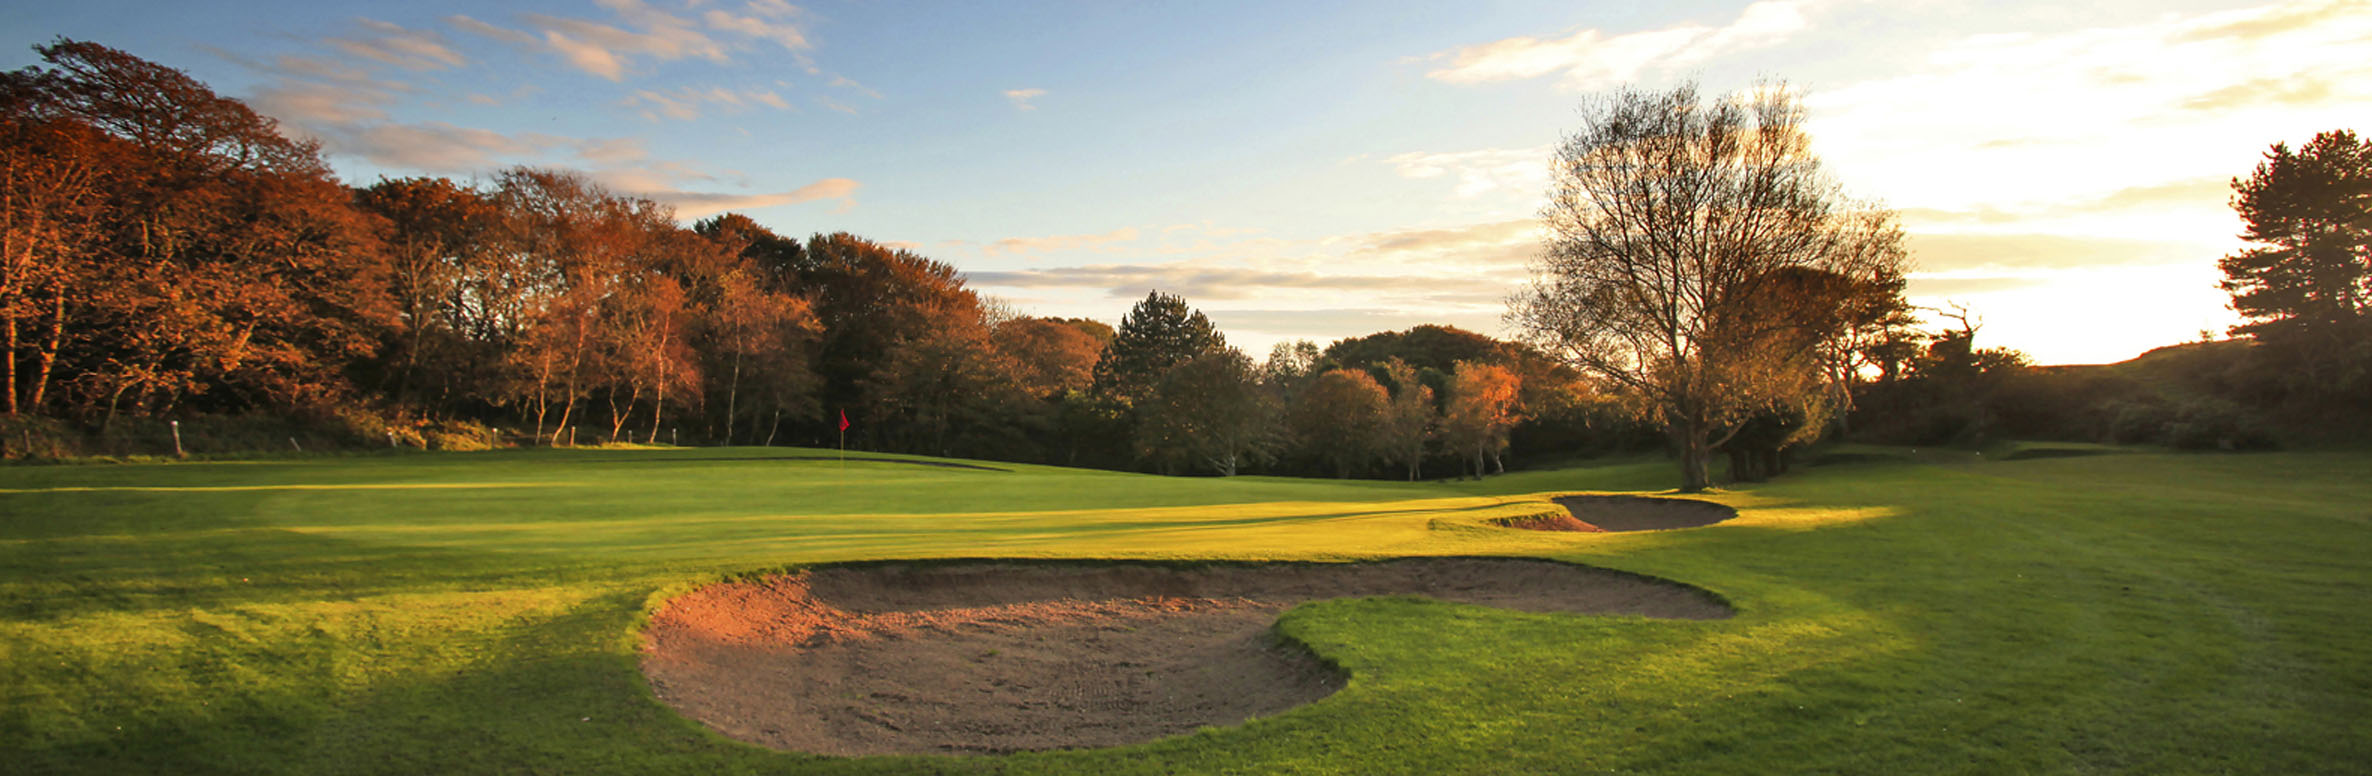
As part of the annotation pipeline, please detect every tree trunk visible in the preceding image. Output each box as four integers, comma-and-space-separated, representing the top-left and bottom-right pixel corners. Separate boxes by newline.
30, 290, 63, 413
609, 383, 640, 443
724, 353, 741, 446
646, 387, 665, 445
646, 333, 671, 444
1675, 422, 1713, 492
552, 398, 576, 447
4, 314, 16, 416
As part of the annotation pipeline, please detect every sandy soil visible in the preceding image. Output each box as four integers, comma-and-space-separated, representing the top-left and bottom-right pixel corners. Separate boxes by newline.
1548, 495, 1739, 532
640, 557, 1730, 756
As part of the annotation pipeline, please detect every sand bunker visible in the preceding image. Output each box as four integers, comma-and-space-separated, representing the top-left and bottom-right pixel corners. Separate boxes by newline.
1539, 495, 1739, 532
640, 557, 1730, 756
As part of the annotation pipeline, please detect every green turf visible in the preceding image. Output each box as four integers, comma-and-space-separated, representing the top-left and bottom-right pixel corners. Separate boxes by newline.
2, 446, 2366, 774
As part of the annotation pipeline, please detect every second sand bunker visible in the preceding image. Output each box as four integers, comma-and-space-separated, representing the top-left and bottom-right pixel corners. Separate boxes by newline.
640, 557, 1730, 756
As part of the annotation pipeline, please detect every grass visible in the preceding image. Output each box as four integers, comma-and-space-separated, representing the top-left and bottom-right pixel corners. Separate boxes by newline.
2, 445, 2367, 774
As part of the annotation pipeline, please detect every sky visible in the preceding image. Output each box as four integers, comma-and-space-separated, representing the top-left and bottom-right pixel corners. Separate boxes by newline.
7, 0, 2368, 365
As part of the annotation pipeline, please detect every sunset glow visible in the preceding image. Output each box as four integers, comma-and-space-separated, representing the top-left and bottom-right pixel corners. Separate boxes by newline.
11, 0, 2364, 365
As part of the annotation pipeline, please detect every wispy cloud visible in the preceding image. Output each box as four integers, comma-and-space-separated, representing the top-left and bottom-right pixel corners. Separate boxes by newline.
1899, 178, 2233, 231
986, 226, 1140, 256
701, 0, 811, 51
1805, 0, 2372, 222
1003, 88, 1047, 111
2180, 76, 2338, 112
1380, 146, 1552, 199
248, 81, 398, 125
967, 264, 1513, 302
830, 74, 884, 99
621, 85, 794, 121
1360, 219, 1539, 267
575, 137, 649, 165
648, 178, 861, 220
1420, 0, 1824, 89
446, 0, 815, 81
329, 121, 572, 172
331, 18, 467, 71
1904, 233, 2203, 273
2175, 0, 2368, 42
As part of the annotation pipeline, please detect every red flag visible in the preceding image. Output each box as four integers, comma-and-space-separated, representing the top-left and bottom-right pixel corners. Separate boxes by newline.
838, 409, 850, 432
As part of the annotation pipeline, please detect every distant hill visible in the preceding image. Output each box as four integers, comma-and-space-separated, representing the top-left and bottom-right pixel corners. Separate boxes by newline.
2008, 338, 2365, 448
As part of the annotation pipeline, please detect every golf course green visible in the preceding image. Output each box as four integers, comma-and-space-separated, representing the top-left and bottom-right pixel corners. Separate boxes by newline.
3, 446, 2367, 774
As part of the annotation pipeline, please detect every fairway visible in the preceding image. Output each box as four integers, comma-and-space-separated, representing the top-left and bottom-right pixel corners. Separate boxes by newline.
3, 447, 2369, 774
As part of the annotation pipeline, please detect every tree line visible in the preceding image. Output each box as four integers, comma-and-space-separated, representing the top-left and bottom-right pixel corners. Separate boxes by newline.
10, 42, 2357, 484
0, 39, 1603, 478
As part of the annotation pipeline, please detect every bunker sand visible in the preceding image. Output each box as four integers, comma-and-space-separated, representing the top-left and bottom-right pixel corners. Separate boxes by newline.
1545, 495, 1739, 532
641, 557, 1730, 756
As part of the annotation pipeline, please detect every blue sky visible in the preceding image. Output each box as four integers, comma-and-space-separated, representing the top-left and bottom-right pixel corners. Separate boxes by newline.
8, 0, 2367, 364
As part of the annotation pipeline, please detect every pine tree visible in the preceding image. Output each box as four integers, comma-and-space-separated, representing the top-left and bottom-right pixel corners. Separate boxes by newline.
2219, 129, 2372, 391
1090, 290, 1224, 404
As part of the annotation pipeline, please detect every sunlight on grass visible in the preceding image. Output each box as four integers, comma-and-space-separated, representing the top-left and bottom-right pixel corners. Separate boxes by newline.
0, 482, 574, 494
2, 448, 2367, 774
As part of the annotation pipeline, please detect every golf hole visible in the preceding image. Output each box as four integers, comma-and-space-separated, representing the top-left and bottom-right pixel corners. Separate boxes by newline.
639, 557, 1731, 756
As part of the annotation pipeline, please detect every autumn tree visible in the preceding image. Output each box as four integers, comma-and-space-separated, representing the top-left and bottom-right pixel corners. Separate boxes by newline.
693, 212, 805, 291
494, 167, 678, 443
0, 115, 112, 416
863, 321, 1031, 458
4, 39, 391, 422
992, 316, 1103, 398
797, 232, 986, 443
1288, 368, 1390, 478
1324, 325, 1504, 374
2219, 129, 2372, 397
1441, 360, 1522, 479
354, 176, 508, 410
1376, 359, 1436, 481
1509, 82, 1908, 491
1135, 347, 1277, 476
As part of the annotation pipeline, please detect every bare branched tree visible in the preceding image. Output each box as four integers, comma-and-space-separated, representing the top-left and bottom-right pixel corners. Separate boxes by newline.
1509, 82, 1908, 491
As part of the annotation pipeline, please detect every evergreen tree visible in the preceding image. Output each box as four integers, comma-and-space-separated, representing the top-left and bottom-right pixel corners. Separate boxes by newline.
1090, 290, 1224, 404
2219, 129, 2372, 395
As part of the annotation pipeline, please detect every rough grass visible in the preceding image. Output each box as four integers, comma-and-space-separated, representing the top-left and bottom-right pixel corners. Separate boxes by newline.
2, 446, 2367, 774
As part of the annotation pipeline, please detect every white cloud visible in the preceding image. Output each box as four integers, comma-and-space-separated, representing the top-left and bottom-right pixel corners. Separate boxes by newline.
1003, 88, 1046, 111
1422, 0, 1823, 89
1381, 146, 1552, 200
